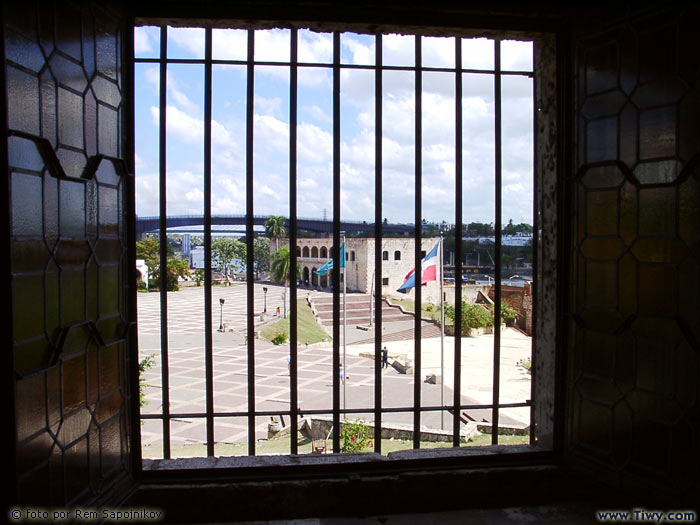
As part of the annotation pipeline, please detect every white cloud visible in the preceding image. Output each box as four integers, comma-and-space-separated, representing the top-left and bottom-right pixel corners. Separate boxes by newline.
134, 27, 154, 55
168, 27, 205, 58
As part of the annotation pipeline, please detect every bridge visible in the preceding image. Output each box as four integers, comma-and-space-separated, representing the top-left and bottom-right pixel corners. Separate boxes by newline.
135, 215, 414, 238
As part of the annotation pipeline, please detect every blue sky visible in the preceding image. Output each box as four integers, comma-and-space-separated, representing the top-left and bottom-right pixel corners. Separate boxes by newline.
134, 27, 534, 226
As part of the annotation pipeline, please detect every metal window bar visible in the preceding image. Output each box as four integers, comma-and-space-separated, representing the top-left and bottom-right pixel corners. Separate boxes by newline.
413, 36, 423, 449
492, 39, 503, 445
289, 28, 299, 455
135, 27, 536, 458
246, 29, 256, 456
332, 31, 341, 454
157, 26, 171, 460
203, 27, 215, 457
453, 37, 463, 447
373, 32, 383, 455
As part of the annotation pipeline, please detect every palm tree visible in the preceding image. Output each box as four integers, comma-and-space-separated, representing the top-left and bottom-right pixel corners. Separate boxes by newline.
270, 246, 301, 318
264, 215, 287, 251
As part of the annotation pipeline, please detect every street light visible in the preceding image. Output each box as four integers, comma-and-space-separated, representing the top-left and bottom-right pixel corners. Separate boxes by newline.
219, 298, 225, 331
263, 286, 268, 313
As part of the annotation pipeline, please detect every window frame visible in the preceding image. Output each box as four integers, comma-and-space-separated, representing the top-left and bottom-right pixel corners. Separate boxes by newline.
128, 15, 562, 480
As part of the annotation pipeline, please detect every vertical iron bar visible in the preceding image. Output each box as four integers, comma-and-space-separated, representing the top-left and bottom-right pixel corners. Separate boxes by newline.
373, 33, 383, 455
413, 36, 422, 449
124, 18, 143, 472
530, 44, 538, 447
203, 28, 215, 457
453, 37, 463, 447
289, 29, 299, 455
492, 39, 503, 445
157, 26, 171, 460
246, 29, 256, 455
332, 31, 341, 454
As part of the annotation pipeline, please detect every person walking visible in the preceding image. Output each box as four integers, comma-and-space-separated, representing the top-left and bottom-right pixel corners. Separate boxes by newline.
382, 346, 389, 369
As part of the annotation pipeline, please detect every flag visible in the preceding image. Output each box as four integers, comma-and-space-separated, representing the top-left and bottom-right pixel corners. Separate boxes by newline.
397, 242, 439, 293
314, 243, 345, 275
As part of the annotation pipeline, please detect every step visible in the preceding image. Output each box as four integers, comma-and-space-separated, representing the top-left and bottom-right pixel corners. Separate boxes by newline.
320, 313, 413, 326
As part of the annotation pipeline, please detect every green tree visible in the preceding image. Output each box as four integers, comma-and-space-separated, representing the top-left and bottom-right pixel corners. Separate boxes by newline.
264, 215, 287, 251
271, 246, 301, 318
253, 236, 271, 279
136, 236, 188, 291
466, 221, 494, 237
211, 237, 244, 278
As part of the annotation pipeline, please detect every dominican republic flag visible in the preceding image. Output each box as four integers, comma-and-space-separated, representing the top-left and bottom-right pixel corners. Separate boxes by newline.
397, 242, 439, 293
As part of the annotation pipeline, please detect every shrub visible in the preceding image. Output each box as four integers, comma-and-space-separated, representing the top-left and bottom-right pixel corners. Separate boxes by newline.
341, 419, 373, 453
444, 301, 492, 332
138, 354, 157, 409
271, 332, 288, 345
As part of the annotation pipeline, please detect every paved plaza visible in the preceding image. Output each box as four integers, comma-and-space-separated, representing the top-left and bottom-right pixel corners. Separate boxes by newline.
138, 284, 532, 454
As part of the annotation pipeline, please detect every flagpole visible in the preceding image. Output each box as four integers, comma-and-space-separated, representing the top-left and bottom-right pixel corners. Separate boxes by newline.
440, 233, 445, 430
342, 232, 347, 418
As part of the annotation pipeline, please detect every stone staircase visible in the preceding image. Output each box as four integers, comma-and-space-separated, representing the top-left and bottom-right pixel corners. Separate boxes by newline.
311, 294, 413, 327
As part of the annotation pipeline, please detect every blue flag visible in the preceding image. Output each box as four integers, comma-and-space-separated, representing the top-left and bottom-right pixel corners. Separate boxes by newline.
314, 243, 345, 275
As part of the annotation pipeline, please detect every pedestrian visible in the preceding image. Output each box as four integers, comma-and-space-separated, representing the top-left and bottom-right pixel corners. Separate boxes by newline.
382, 346, 389, 369
339, 364, 345, 385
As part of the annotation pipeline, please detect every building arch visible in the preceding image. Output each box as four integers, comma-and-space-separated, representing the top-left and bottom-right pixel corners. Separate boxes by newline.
303, 246, 310, 257
303, 266, 310, 286
320, 246, 328, 258
311, 267, 318, 286
296, 246, 301, 257
394, 250, 401, 260
382, 250, 389, 261
311, 246, 319, 258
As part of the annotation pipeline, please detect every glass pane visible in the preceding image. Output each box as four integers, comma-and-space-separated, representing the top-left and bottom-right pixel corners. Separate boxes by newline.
501, 40, 533, 72
381, 69, 415, 421
134, 26, 160, 59
167, 26, 205, 59
420, 70, 455, 428
213, 28, 247, 61
299, 29, 332, 64
341, 32, 375, 66
254, 28, 291, 62
422, 36, 455, 68
458, 71, 496, 446
383, 34, 414, 67
499, 73, 533, 437
462, 38, 494, 71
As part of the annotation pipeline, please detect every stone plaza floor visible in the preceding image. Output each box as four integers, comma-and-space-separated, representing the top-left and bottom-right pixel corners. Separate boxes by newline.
137, 284, 532, 456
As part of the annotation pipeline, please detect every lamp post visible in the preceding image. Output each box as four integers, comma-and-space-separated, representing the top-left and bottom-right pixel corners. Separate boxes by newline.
219, 298, 225, 331
263, 286, 268, 313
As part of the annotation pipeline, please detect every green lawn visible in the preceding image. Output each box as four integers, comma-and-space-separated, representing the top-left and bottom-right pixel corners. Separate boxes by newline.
260, 298, 330, 345
142, 432, 529, 459
387, 297, 449, 325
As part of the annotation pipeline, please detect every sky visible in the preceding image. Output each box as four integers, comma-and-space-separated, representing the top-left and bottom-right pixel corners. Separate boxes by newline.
133, 27, 534, 227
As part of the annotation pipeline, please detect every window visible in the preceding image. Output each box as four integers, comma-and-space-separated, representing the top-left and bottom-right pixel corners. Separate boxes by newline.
133, 23, 556, 465
320, 246, 328, 258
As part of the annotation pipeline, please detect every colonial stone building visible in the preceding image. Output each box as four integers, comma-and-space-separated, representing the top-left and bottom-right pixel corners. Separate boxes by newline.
279, 237, 443, 302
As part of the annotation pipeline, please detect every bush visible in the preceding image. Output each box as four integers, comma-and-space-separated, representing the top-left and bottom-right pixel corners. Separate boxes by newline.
138, 354, 157, 409
444, 301, 492, 332
341, 419, 373, 453
271, 332, 288, 345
